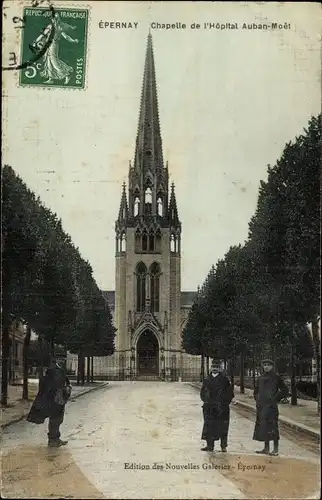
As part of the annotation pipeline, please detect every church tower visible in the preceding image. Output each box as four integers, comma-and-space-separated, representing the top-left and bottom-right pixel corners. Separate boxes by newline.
114, 33, 182, 378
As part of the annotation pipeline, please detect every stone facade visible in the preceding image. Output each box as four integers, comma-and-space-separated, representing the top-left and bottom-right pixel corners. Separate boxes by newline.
98, 291, 199, 379
95, 34, 199, 380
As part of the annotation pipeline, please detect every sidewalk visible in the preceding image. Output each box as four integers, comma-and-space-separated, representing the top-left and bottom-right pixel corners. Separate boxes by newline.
191, 382, 320, 441
1, 379, 109, 429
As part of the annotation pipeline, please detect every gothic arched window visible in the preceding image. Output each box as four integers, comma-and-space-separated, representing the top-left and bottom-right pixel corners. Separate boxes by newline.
134, 196, 140, 217
120, 233, 126, 252
150, 262, 161, 313
135, 228, 141, 253
136, 262, 147, 312
145, 187, 152, 215
157, 197, 163, 216
155, 230, 162, 253
170, 234, 176, 253
145, 188, 152, 204
142, 230, 148, 252
149, 230, 155, 252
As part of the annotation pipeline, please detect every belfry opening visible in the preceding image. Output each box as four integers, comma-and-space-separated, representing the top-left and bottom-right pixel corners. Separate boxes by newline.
136, 330, 159, 376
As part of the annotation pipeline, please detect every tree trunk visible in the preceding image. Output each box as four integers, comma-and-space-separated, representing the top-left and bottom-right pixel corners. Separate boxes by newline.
22, 325, 31, 400
77, 353, 80, 386
240, 352, 245, 394
11, 334, 15, 384
76, 350, 85, 386
38, 364, 44, 390
90, 356, 94, 383
311, 317, 320, 414
86, 356, 90, 383
273, 346, 276, 372
290, 330, 298, 406
252, 355, 256, 389
229, 356, 235, 387
79, 352, 85, 385
1, 309, 11, 406
200, 354, 205, 382
206, 356, 210, 376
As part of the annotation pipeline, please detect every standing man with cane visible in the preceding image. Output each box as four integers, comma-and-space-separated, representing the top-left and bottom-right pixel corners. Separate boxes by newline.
27, 351, 72, 447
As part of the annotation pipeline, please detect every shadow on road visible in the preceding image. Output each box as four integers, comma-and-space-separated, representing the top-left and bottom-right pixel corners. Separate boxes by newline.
2, 445, 104, 499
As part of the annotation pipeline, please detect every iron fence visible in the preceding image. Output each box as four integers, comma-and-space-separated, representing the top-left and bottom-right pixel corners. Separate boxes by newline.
66, 350, 203, 382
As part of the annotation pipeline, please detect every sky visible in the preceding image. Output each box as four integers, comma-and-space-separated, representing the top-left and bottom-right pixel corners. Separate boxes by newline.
3, 1, 321, 292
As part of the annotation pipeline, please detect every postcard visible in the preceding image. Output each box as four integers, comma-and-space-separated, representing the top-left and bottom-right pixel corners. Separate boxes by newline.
2, 1, 321, 499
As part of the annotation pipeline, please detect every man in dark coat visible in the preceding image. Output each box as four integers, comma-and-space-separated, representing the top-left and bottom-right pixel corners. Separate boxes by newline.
27, 354, 72, 447
253, 359, 289, 456
200, 360, 234, 452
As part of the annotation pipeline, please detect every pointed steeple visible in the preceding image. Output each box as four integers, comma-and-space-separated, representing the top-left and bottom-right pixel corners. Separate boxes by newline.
169, 182, 180, 226
134, 33, 164, 176
118, 182, 129, 222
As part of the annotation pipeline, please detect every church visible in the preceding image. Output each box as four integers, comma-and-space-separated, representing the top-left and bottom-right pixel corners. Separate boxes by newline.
100, 33, 199, 380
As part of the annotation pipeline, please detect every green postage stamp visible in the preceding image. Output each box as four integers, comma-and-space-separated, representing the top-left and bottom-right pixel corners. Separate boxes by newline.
19, 7, 88, 89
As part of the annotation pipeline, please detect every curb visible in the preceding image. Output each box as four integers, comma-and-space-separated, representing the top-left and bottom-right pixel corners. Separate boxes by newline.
69, 381, 110, 402
234, 399, 320, 441
1, 382, 109, 430
190, 383, 320, 442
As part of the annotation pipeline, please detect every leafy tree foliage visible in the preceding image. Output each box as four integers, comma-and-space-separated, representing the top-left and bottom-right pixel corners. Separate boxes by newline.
182, 114, 320, 409
2, 166, 116, 404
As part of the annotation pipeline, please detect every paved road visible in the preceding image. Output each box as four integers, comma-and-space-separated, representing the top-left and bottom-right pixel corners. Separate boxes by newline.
1, 382, 320, 499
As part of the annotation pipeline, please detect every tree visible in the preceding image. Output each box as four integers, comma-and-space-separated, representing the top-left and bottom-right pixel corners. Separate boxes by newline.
2, 165, 116, 402
248, 114, 321, 409
283, 116, 321, 411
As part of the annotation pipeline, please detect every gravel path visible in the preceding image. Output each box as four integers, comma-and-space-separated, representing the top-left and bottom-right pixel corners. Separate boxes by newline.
2, 382, 320, 499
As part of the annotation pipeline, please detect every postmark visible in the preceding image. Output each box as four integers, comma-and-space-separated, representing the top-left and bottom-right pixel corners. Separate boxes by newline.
19, 5, 89, 89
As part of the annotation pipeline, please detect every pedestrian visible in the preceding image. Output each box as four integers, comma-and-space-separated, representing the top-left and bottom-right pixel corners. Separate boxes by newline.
200, 359, 235, 452
27, 352, 72, 447
253, 358, 289, 456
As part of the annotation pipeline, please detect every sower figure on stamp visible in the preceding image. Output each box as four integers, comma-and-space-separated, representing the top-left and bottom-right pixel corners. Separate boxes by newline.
253, 359, 289, 456
27, 352, 72, 447
200, 360, 234, 452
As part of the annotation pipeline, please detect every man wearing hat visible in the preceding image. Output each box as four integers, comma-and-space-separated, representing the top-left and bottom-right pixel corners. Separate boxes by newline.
27, 352, 72, 447
200, 359, 234, 452
253, 358, 289, 456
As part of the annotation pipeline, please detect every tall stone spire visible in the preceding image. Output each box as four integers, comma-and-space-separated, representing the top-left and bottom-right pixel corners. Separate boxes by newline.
169, 182, 180, 228
134, 33, 164, 176
117, 182, 128, 222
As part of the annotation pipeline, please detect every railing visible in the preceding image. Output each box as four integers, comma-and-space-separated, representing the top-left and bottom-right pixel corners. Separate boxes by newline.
65, 351, 203, 382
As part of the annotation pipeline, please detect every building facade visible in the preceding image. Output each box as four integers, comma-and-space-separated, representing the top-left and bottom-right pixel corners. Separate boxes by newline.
98, 34, 198, 380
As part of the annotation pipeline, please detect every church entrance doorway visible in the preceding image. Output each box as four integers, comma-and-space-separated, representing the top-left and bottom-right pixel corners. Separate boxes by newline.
136, 330, 159, 376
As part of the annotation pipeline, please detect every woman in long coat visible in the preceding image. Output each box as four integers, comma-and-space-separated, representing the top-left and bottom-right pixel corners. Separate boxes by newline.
200, 360, 234, 452
253, 359, 289, 456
